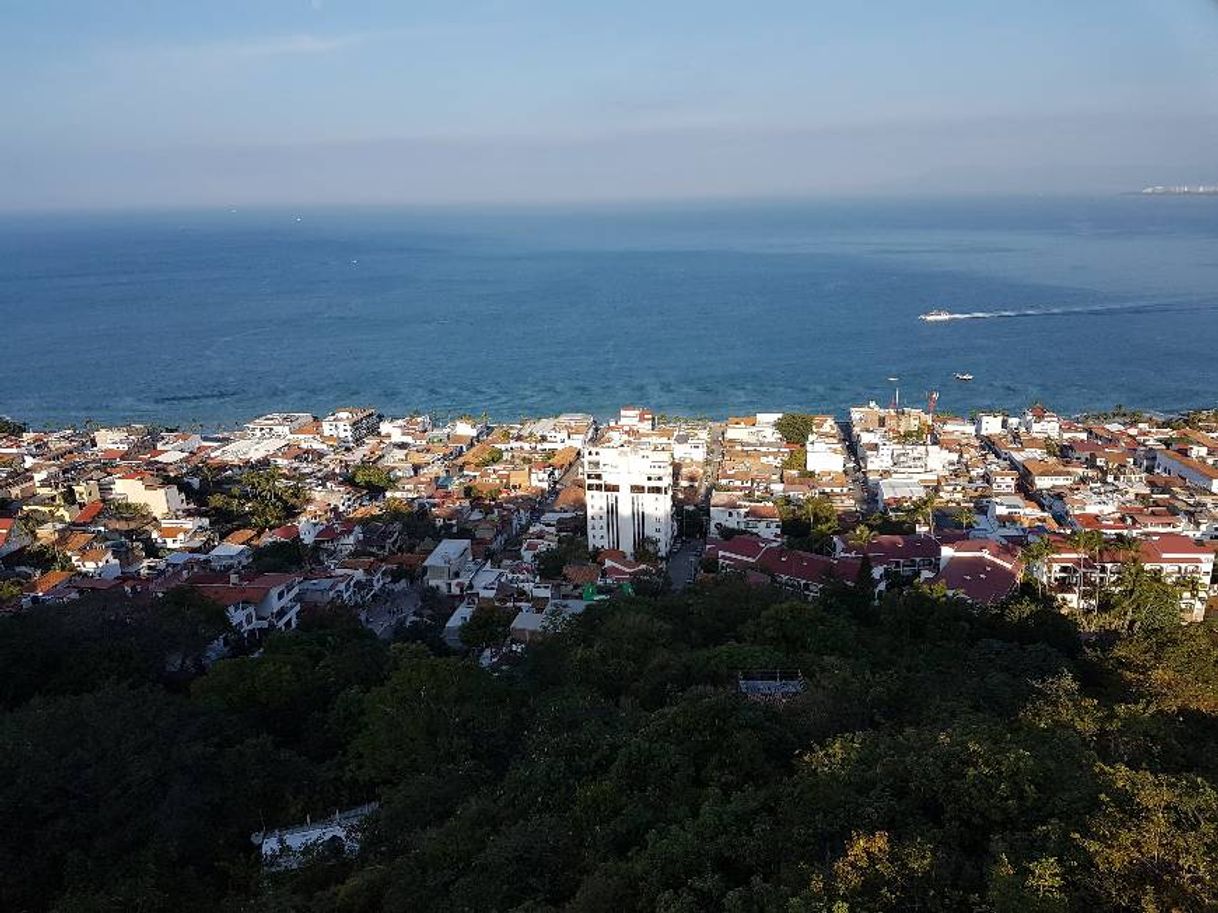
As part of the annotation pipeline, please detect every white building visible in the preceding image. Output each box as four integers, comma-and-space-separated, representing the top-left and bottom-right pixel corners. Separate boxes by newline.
322, 408, 379, 444
618, 405, 655, 430
379, 415, 433, 443
255, 803, 377, 872
974, 413, 1007, 437
805, 437, 847, 474
1155, 449, 1218, 494
110, 474, 186, 518
858, 434, 954, 479
245, 413, 314, 438
584, 444, 675, 558
423, 538, 476, 595
709, 495, 782, 540
1021, 408, 1061, 438
673, 430, 708, 464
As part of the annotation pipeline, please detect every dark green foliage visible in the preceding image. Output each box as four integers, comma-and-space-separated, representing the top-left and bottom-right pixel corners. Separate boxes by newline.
13, 541, 74, 572
350, 463, 395, 491
251, 537, 309, 572
459, 604, 515, 650
207, 467, 306, 531
774, 412, 819, 445
0, 587, 230, 706
4, 570, 1218, 911
535, 547, 567, 580
0, 684, 295, 913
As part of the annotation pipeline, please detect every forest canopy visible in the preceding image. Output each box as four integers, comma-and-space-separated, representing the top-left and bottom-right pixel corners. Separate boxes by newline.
2, 578, 1217, 911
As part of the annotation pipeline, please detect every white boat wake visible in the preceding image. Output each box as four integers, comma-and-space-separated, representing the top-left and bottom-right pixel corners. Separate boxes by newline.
921, 298, 1215, 322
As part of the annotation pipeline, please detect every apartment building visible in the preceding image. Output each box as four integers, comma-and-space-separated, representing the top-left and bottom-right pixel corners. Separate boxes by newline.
585, 444, 675, 558
321, 408, 379, 444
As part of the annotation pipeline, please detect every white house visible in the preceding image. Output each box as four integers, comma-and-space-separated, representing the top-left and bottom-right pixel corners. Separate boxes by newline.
709, 494, 783, 540
424, 538, 476, 595
255, 804, 378, 872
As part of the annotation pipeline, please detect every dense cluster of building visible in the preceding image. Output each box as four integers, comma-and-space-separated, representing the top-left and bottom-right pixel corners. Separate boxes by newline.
701, 401, 1218, 619
2, 396, 1217, 653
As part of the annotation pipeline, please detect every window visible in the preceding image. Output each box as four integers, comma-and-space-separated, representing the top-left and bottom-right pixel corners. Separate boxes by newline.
630, 484, 645, 493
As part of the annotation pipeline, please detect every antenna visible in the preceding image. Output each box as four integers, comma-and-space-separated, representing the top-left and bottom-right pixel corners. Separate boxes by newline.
887, 377, 900, 410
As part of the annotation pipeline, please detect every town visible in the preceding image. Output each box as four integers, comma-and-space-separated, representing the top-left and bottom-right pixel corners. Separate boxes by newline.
3, 396, 1217, 665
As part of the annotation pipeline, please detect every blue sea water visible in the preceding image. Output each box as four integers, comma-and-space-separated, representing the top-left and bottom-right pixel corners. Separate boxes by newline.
1, 196, 1216, 428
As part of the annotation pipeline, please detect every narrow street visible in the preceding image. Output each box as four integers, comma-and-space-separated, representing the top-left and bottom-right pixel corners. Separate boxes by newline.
666, 539, 703, 591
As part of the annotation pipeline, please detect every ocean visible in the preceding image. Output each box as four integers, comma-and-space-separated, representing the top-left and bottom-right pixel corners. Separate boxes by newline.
1, 196, 1216, 429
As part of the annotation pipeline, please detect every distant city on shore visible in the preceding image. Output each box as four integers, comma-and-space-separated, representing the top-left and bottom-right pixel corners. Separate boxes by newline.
1138, 184, 1218, 195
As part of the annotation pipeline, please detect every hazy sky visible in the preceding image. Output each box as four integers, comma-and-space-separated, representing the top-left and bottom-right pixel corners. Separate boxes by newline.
2, 0, 1217, 209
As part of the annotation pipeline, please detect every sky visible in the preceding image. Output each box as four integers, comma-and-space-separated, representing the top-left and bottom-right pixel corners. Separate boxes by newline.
2, 0, 1217, 210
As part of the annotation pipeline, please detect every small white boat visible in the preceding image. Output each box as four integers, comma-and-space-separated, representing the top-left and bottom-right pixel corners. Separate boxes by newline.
919, 310, 954, 322
954, 372, 974, 382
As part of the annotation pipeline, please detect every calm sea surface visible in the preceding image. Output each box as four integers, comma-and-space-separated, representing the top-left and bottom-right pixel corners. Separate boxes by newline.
2, 197, 1217, 428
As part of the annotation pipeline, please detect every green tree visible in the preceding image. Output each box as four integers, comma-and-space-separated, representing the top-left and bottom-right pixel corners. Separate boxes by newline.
1100, 561, 1183, 634
1077, 765, 1218, 911
251, 538, 308, 573
459, 605, 515, 651
348, 644, 518, 784
634, 536, 661, 565
0, 684, 297, 913
476, 446, 505, 468
351, 463, 395, 492
774, 412, 818, 445
1066, 529, 1105, 619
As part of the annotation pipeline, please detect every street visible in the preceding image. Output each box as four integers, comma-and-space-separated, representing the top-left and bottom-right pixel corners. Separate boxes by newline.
361, 580, 421, 639
666, 538, 704, 592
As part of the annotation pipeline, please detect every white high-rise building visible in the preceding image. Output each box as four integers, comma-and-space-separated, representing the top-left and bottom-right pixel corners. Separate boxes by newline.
585, 445, 674, 558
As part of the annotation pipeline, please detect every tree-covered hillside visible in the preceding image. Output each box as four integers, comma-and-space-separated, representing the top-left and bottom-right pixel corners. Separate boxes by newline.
2, 579, 1217, 911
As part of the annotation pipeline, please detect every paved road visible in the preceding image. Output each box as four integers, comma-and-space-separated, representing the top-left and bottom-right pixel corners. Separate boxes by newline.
667, 539, 705, 592
362, 581, 421, 640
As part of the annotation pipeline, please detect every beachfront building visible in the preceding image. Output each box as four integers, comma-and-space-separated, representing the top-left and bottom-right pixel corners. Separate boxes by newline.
321, 408, 379, 445
584, 443, 675, 559
245, 413, 315, 438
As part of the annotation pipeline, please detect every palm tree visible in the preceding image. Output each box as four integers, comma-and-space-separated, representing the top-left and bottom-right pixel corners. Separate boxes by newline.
907, 488, 940, 538
954, 505, 975, 530
1110, 534, 1141, 565
1066, 529, 1105, 617
848, 523, 877, 553
1020, 537, 1056, 599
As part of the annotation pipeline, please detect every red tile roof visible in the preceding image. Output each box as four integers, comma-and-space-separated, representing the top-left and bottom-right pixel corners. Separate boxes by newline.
865, 535, 942, 563
933, 555, 1021, 605
73, 501, 104, 525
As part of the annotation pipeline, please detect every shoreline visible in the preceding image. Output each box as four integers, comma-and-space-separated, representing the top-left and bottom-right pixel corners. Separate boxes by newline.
5, 401, 1216, 437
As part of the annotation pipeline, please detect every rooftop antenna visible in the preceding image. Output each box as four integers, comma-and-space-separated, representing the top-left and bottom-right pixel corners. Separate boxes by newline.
887, 377, 900, 410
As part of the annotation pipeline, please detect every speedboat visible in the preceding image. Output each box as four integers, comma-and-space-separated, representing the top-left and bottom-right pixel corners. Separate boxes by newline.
919, 310, 954, 322
954, 372, 974, 382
